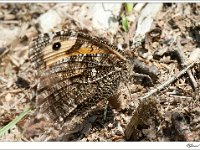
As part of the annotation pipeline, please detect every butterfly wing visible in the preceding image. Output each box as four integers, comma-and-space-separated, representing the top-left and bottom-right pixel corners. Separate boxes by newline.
29, 30, 127, 120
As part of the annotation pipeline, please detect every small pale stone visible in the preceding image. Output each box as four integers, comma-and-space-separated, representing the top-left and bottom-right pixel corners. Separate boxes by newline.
5, 93, 12, 102
37, 10, 62, 33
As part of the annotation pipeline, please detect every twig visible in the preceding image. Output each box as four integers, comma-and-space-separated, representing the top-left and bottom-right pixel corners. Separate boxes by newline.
140, 61, 196, 100
0, 89, 23, 97
175, 37, 197, 90
1, 20, 20, 24
0, 48, 9, 59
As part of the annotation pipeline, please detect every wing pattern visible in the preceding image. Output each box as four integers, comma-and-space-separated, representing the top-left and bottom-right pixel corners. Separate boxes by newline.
29, 30, 130, 120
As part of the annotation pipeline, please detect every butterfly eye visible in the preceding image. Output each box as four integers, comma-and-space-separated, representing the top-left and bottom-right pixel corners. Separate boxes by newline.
52, 42, 61, 51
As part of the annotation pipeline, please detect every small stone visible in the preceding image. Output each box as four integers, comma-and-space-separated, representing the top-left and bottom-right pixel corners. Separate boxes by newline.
5, 93, 12, 102
108, 123, 113, 129
37, 10, 62, 33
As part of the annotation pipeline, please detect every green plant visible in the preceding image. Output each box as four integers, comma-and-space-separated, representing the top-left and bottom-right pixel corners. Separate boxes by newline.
125, 3, 133, 14
0, 107, 30, 137
121, 15, 128, 32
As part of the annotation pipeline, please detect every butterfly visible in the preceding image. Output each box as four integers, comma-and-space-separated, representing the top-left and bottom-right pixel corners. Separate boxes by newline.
29, 30, 134, 121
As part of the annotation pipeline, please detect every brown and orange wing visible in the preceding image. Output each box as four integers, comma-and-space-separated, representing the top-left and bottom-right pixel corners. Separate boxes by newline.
29, 30, 127, 120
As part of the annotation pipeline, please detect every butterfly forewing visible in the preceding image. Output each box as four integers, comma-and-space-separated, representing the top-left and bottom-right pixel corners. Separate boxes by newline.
29, 30, 129, 120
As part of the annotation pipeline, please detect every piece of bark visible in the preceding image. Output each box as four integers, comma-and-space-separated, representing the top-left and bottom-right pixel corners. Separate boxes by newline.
125, 97, 158, 141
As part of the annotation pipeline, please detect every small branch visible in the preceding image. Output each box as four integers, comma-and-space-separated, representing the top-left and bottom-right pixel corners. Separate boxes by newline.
140, 62, 196, 100
175, 37, 197, 90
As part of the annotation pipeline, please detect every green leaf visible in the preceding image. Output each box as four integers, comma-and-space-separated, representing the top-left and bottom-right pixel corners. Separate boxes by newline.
125, 3, 133, 14
121, 15, 128, 32
0, 107, 31, 137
